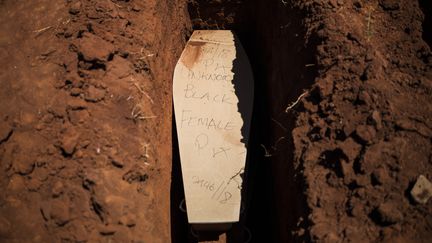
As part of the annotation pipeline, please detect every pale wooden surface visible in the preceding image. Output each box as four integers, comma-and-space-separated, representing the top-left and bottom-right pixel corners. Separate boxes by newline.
173, 30, 253, 224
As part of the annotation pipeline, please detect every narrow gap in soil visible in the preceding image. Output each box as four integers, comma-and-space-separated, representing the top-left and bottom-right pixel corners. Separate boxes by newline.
419, 0, 432, 48
171, 1, 319, 242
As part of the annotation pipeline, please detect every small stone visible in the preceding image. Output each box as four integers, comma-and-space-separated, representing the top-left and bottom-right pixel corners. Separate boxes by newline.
69, 1, 82, 15
355, 125, 376, 144
410, 175, 432, 204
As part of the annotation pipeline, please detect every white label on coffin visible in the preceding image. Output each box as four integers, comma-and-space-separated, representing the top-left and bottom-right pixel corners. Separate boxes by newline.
173, 30, 254, 224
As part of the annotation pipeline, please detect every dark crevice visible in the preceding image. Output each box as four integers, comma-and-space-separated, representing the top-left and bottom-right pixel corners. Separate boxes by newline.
76, 53, 107, 71
122, 166, 149, 184
353, 147, 366, 175
319, 149, 349, 178
60, 148, 74, 158
91, 197, 106, 223
419, 0, 432, 48
0, 128, 13, 146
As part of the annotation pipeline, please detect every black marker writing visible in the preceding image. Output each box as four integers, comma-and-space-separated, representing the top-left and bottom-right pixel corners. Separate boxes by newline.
180, 110, 235, 131
220, 192, 232, 204
188, 69, 232, 82
192, 176, 234, 204
184, 83, 233, 104
214, 63, 230, 74
212, 147, 231, 158
204, 59, 214, 69
194, 133, 208, 151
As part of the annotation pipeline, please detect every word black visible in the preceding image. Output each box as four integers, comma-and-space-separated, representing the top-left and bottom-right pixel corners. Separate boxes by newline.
184, 83, 233, 104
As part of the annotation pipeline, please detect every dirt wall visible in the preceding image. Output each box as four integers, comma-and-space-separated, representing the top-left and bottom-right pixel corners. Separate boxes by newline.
0, 0, 189, 242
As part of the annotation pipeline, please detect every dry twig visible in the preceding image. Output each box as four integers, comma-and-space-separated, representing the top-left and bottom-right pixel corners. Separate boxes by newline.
132, 83, 154, 104
130, 105, 156, 121
285, 91, 308, 113
260, 144, 273, 158
33, 26, 53, 37
272, 136, 287, 150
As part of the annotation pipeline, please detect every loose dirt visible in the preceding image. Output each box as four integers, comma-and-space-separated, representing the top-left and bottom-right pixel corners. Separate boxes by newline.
289, 1, 432, 242
0, 0, 431, 243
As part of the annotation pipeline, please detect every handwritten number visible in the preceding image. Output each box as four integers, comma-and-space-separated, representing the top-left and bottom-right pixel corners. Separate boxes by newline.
212, 181, 224, 199
220, 192, 232, 204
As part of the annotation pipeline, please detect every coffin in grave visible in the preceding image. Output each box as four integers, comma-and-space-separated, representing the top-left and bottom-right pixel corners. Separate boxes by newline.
173, 30, 254, 228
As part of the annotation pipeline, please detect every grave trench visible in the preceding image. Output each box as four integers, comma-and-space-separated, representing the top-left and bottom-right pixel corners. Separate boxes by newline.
419, 0, 432, 48
171, 1, 319, 242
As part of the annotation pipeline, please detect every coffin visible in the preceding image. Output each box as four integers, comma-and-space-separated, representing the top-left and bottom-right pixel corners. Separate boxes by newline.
173, 30, 254, 226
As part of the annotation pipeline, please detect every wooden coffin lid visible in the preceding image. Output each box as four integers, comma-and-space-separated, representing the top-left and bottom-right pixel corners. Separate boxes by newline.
173, 30, 254, 224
